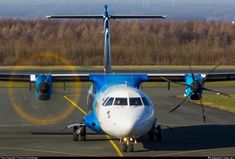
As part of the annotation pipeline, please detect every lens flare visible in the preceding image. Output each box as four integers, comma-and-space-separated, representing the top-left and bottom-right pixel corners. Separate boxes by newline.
8, 51, 82, 125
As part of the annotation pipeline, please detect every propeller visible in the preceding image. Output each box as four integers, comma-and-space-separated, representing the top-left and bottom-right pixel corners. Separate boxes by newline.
199, 98, 206, 123
161, 63, 230, 123
206, 62, 221, 77
189, 64, 195, 81
169, 92, 193, 113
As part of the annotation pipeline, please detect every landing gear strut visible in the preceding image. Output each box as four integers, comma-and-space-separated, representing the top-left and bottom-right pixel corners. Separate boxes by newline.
121, 137, 136, 152
73, 124, 86, 141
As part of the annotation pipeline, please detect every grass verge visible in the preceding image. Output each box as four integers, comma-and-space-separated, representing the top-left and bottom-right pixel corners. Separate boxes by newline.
177, 94, 235, 113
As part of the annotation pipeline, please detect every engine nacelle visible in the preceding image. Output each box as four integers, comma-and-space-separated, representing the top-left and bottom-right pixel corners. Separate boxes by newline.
35, 74, 52, 100
185, 74, 204, 100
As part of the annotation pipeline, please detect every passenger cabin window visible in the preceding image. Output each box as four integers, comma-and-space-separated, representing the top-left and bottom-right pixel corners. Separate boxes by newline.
105, 97, 114, 106
114, 98, 127, 106
142, 97, 150, 106
102, 97, 110, 105
129, 97, 142, 106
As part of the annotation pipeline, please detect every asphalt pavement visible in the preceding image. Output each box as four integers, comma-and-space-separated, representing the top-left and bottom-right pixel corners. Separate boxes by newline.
0, 86, 235, 157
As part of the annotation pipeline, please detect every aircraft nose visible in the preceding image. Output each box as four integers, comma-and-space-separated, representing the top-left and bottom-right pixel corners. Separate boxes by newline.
115, 109, 154, 137
100, 106, 154, 138
117, 114, 145, 137
120, 120, 137, 136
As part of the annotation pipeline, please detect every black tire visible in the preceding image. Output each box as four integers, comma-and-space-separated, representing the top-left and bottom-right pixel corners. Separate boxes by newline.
123, 143, 127, 152
148, 126, 155, 142
156, 125, 162, 141
80, 135, 86, 141
80, 126, 86, 141
73, 126, 78, 141
128, 144, 134, 152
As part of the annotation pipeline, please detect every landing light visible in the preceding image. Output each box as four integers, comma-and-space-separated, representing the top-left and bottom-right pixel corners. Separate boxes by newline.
123, 137, 127, 142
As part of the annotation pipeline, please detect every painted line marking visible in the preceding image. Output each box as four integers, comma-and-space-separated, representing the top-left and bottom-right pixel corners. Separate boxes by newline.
105, 135, 123, 157
64, 96, 87, 115
0, 146, 93, 156
64, 96, 123, 157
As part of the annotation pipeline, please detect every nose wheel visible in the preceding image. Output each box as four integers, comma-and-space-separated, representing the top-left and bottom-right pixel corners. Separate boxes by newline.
121, 137, 136, 152
123, 143, 134, 152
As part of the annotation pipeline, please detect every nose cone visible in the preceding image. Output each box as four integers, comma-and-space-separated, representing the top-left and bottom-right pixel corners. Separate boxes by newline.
119, 118, 138, 136
100, 107, 155, 138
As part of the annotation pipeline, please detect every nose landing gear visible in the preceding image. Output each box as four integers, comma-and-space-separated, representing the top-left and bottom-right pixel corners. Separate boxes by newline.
120, 137, 137, 152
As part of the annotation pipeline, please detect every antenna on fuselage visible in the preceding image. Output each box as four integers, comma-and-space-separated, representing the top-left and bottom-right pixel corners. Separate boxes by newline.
46, 5, 165, 74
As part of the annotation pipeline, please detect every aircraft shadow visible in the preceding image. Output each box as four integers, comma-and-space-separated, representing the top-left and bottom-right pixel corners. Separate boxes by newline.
31, 132, 98, 135
31, 132, 119, 141
138, 124, 235, 152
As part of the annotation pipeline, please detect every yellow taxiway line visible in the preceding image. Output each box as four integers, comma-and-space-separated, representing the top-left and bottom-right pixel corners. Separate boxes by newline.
64, 96, 87, 115
64, 96, 123, 157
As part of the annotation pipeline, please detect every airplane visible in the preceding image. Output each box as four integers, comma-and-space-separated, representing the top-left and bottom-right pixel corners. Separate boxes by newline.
0, 4, 235, 152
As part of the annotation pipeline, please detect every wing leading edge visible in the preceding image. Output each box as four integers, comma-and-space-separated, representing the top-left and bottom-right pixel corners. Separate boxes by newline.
0, 74, 90, 82
0, 73, 235, 82
147, 73, 235, 82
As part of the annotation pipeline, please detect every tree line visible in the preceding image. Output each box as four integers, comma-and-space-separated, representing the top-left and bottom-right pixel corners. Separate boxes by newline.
0, 19, 234, 65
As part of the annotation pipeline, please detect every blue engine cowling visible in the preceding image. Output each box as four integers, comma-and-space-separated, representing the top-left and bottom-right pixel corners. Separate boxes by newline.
35, 74, 52, 100
185, 74, 204, 100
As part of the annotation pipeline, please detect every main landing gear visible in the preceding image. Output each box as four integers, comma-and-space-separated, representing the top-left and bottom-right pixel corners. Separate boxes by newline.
148, 125, 162, 142
121, 137, 137, 152
73, 124, 86, 141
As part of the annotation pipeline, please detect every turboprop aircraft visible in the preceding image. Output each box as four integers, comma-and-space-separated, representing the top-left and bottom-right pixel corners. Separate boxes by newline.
0, 5, 235, 152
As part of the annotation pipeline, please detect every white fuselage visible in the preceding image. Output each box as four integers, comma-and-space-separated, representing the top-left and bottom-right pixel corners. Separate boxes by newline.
95, 84, 155, 138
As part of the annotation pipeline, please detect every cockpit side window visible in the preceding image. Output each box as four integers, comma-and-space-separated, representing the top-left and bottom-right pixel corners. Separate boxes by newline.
105, 97, 114, 106
129, 97, 142, 106
102, 97, 110, 105
142, 97, 150, 106
114, 98, 127, 106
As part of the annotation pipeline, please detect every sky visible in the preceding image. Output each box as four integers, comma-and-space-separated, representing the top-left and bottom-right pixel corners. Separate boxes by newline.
0, 0, 234, 21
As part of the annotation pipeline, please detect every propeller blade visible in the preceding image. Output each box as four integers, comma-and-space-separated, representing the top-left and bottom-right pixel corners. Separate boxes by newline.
207, 62, 221, 76
200, 99, 206, 123
202, 87, 231, 98
169, 92, 193, 113
189, 64, 195, 81
160, 76, 195, 89
168, 82, 171, 90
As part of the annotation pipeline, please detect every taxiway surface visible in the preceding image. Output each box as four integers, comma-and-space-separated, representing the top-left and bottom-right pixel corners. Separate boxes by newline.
0, 85, 235, 157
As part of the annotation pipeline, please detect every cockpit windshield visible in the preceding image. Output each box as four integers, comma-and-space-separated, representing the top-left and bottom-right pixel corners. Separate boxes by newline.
114, 98, 128, 106
105, 97, 114, 106
102, 97, 110, 105
142, 97, 150, 106
129, 97, 143, 106
103, 97, 144, 106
